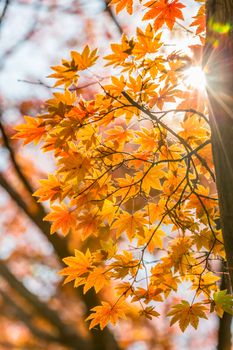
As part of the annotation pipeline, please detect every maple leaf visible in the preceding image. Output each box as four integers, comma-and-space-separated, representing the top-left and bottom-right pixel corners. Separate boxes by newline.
71, 46, 98, 71
179, 114, 209, 144
169, 237, 193, 273
84, 266, 110, 294
33, 174, 62, 202
136, 165, 165, 195
116, 174, 139, 202
60, 249, 92, 284
104, 34, 135, 67
105, 126, 133, 146
133, 25, 162, 58
190, 5, 205, 35
147, 200, 166, 223
49, 46, 98, 87
134, 127, 159, 152
143, 0, 185, 30
86, 300, 128, 330
191, 272, 220, 295
49, 61, 79, 88
112, 211, 147, 240
104, 76, 126, 96
111, 251, 139, 278
139, 306, 160, 320
100, 200, 117, 225
57, 151, 91, 182
149, 85, 178, 110
138, 226, 164, 253
13, 116, 45, 145
133, 286, 163, 303
43, 203, 77, 235
167, 301, 207, 332
110, 0, 133, 14
75, 212, 101, 240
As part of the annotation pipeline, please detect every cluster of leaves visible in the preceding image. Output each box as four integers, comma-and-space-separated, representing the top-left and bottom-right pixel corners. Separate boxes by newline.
14, 0, 233, 333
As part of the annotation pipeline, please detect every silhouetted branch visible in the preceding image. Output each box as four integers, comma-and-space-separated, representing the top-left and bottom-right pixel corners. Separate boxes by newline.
0, 262, 90, 350
0, 0, 10, 27
0, 173, 120, 350
104, 0, 124, 35
0, 119, 34, 194
0, 289, 63, 343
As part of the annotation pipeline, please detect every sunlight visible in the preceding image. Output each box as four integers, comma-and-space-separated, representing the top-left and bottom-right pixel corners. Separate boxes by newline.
184, 66, 207, 91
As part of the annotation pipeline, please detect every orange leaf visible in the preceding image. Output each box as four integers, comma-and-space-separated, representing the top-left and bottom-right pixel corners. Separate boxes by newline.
109, 0, 133, 14
86, 300, 128, 330
13, 116, 45, 145
60, 249, 92, 284
43, 204, 77, 235
143, 0, 185, 31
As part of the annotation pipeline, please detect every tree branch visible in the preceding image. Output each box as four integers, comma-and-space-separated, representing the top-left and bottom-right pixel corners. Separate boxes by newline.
104, 0, 124, 35
0, 262, 90, 350
0, 289, 62, 344
0, 0, 10, 27
0, 173, 120, 350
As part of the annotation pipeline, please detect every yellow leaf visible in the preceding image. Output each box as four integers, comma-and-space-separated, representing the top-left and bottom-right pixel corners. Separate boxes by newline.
86, 300, 128, 330
167, 301, 207, 332
112, 211, 147, 240
59, 249, 92, 284
84, 266, 109, 294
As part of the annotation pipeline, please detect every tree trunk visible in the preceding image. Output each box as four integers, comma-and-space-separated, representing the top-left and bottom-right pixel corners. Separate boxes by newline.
217, 268, 232, 350
205, 0, 233, 289
205, 1, 233, 349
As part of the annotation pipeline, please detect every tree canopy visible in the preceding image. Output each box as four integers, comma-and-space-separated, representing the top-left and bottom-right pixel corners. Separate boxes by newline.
5, 0, 233, 347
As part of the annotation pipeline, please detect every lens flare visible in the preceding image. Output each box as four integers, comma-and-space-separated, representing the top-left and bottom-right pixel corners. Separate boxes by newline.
184, 66, 206, 91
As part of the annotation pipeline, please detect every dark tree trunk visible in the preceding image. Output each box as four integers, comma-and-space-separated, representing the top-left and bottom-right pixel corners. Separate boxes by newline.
205, 1, 233, 349
217, 269, 232, 350
205, 0, 233, 291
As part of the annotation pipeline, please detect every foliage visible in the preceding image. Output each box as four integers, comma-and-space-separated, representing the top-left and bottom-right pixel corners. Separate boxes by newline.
14, 0, 233, 334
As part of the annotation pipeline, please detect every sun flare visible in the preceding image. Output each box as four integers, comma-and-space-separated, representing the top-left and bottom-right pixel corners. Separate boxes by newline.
184, 66, 207, 91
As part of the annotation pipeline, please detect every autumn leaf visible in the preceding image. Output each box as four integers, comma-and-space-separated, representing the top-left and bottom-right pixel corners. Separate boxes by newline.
191, 272, 220, 295
138, 226, 164, 253
105, 126, 133, 146
71, 46, 98, 71
110, 0, 133, 14
136, 165, 165, 195
190, 5, 205, 35
43, 203, 77, 235
143, 0, 185, 30
111, 251, 139, 278
149, 85, 178, 110
33, 174, 62, 202
133, 24, 162, 58
139, 306, 160, 320
75, 212, 101, 240
104, 34, 135, 67
13, 116, 45, 145
112, 211, 147, 240
167, 301, 207, 331
86, 300, 128, 330
59, 249, 92, 284
84, 266, 110, 294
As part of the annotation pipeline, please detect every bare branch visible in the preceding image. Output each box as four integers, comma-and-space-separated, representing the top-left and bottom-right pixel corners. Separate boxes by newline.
0, 0, 10, 27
